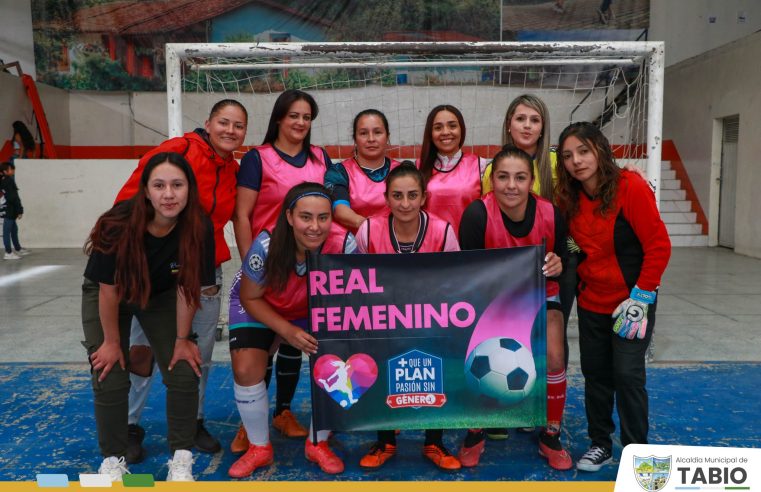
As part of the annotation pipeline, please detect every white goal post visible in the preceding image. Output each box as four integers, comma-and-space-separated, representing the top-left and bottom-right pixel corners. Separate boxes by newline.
165, 41, 665, 202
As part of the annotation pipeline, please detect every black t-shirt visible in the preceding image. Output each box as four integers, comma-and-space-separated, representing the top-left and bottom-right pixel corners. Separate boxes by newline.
84, 217, 216, 298
458, 194, 567, 262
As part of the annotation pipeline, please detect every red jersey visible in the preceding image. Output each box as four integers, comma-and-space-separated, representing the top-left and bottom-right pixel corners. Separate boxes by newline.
115, 130, 238, 267
362, 210, 453, 253
251, 144, 327, 238
420, 153, 482, 236
342, 157, 401, 219
482, 191, 559, 297
263, 225, 352, 320
570, 171, 671, 313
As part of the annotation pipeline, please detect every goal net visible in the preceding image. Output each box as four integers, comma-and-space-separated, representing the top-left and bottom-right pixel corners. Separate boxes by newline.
166, 41, 664, 198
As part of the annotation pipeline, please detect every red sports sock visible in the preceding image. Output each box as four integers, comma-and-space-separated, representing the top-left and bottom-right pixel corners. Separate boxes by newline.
546, 369, 567, 432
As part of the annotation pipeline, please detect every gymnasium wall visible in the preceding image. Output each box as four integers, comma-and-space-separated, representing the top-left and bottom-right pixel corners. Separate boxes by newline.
649, 0, 761, 66
663, 30, 761, 258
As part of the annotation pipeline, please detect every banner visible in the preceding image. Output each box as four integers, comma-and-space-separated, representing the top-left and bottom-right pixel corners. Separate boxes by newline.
307, 246, 547, 431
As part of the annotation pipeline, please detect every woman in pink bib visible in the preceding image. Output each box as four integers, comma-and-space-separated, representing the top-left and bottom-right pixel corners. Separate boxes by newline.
417, 105, 490, 236
325, 109, 401, 232
356, 163, 462, 473
231, 89, 331, 450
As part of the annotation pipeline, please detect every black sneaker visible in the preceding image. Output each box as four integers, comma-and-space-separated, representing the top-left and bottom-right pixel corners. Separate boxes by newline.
125, 424, 145, 464
576, 445, 612, 472
194, 419, 221, 454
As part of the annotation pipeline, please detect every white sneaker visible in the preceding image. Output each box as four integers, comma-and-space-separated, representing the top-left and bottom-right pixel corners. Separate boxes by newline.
98, 456, 129, 482
552, 3, 565, 13
166, 449, 194, 481
3, 252, 21, 260
15, 248, 31, 255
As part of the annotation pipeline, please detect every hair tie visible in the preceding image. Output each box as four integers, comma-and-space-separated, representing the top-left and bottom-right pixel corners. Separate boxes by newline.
288, 191, 331, 210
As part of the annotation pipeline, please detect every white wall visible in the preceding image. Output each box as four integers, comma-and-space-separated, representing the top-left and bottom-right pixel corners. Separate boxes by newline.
663, 31, 761, 258
0, 71, 33, 144
79, 86, 618, 148
0, 0, 35, 78
650, 0, 761, 66
14, 159, 135, 248
14, 158, 240, 250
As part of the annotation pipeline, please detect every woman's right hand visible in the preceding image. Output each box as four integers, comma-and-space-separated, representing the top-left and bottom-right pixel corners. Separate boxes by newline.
283, 325, 318, 355
90, 341, 125, 382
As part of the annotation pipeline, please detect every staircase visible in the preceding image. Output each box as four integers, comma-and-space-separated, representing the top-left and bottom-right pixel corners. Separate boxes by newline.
619, 158, 708, 247
660, 160, 708, 246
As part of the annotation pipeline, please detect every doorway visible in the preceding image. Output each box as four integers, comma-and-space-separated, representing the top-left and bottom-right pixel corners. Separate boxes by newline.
718, 115, 738, 249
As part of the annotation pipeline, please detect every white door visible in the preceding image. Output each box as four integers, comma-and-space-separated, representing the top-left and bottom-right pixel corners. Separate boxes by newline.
718, 116, 738, 249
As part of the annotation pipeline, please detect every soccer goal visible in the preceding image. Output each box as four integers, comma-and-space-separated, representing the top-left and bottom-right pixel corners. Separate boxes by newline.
165, 41, 664, 200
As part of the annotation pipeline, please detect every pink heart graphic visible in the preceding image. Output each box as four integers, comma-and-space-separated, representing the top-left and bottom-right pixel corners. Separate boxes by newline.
313, 353, 378, 409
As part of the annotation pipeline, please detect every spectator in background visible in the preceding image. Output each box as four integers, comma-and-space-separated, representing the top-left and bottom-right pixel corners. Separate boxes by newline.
11, 121, 35, 161
1, 162, 30, 260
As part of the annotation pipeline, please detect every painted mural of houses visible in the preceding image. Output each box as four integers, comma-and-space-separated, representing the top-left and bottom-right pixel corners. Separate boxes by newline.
33, 0, 331, 89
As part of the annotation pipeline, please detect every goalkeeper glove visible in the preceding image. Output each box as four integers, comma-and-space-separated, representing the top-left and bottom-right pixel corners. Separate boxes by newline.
612, 286, 656, 340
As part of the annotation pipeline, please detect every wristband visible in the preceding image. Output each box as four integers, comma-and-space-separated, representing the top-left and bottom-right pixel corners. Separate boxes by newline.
631, 286, 656, 304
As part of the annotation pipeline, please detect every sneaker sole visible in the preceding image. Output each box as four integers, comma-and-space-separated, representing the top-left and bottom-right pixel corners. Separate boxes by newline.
306, 456, 344, 474
423, 455, 461, 473
273, 425, 308, 439
359, 456, 394, 471
228, 458, 273, 479
538, 448, 573, 471
576, 457, 612, 472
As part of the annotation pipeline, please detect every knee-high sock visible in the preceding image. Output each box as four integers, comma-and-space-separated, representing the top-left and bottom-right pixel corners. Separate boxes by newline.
235, 381, 269, 445
546, 369, 567, 433
264, 355, 273, 389
275, 344, 302, 415
308, 418, 330, 443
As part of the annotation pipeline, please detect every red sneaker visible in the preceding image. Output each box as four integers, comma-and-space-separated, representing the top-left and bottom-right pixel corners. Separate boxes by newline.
228, 442, 274, 478
305, 440, 344, 474
458, 438, 485, 467
272, 409, 308, 438
422, 444, 461, 472
359, 442, 397, 470
230, 424, 250, 454
538, 432, 573, 471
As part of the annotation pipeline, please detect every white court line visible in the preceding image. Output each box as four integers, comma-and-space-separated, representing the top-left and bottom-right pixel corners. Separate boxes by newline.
0, 265, 66, 288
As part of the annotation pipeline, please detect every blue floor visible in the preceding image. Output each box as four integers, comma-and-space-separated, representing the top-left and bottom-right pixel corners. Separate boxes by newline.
1, 362, 759, 482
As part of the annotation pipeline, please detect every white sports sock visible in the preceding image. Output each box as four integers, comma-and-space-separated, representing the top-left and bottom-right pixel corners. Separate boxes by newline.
308, 418, 331, 443
234, 381, 269, 446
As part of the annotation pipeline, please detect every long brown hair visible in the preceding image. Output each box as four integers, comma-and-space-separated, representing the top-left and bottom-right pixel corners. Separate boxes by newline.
555, 122, 620, 221
85, 152, 207, 309
503, 94, 553, 201
264, 182, 333, 292
419, 105, 466, 184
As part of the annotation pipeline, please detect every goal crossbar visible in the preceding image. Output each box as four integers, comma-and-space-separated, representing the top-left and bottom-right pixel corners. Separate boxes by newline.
166, 41, 665, 201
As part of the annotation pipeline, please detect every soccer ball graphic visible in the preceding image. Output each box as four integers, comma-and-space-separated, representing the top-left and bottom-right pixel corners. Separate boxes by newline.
464, 337, 536, 405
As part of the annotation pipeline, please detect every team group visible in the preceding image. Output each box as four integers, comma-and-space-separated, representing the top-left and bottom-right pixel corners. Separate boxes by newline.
81, 89, 671, 481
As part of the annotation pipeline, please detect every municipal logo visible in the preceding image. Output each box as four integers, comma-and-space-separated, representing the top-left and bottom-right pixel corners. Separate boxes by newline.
634, 455, 672, 491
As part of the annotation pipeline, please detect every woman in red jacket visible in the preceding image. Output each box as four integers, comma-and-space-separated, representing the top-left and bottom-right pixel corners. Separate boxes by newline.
555, 122, 671, 472
114, 99, 247, 460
